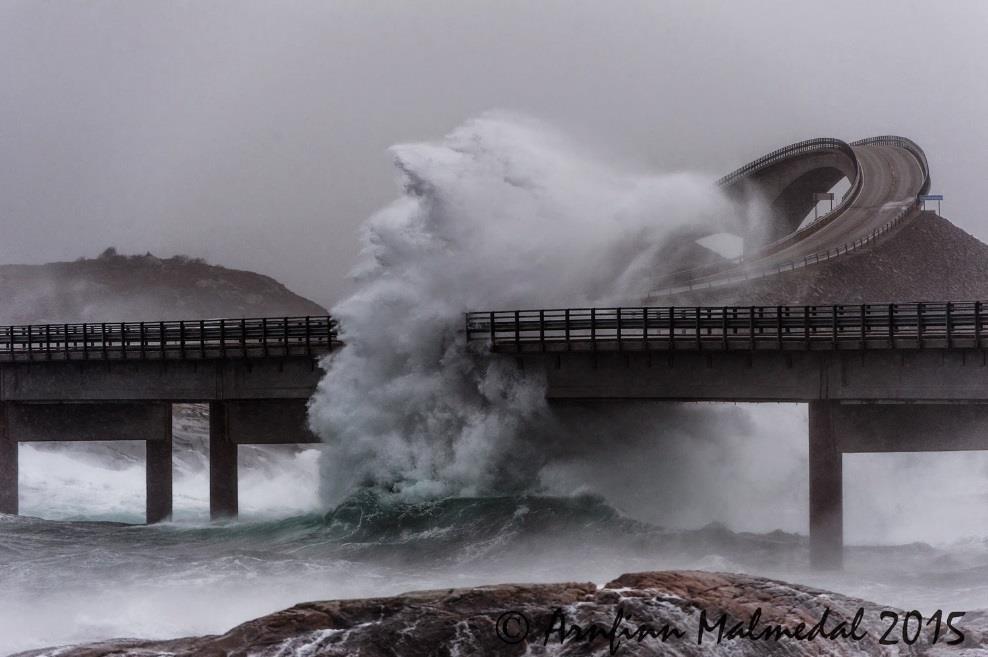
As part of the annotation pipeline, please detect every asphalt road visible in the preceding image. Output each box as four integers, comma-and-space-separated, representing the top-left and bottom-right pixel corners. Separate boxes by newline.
670, 143, 927, 293
759, 143, 925, 266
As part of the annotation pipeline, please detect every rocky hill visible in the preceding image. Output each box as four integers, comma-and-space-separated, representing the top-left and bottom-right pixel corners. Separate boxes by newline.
2, 249, 328, 475
14, 570, 986, 656
663, 212, 988, 306
0, 248, 326, 325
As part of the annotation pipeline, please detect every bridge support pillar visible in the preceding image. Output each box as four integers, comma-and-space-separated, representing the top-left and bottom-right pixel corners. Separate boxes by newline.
809, 400, 843, 570
145, 407, 173, 524
209, 401, 238, 520
0, 403, 16, 515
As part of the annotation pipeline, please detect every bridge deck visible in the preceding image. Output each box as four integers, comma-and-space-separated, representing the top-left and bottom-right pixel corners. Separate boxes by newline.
0, 316, 338, 362
467, 303, 988, 353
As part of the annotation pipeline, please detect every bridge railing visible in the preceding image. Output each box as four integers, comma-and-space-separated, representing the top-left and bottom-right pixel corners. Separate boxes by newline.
0, 316, 339, 362
716, 137, 856, 189
851, 135, 931, 195
466, 302, 987, 352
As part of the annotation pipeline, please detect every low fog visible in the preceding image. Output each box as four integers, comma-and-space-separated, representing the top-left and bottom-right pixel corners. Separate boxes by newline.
1, 1, 987, 309
5, 5, 988, 652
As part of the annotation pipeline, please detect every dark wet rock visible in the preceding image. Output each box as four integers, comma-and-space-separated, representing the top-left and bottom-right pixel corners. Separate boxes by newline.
14, 571, 988, 656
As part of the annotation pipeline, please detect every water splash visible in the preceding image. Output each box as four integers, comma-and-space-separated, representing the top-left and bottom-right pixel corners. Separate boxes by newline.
308, 113, 740, 504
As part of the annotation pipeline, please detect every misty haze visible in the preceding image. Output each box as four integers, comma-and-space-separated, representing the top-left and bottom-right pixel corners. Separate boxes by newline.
3, 2, 988, 656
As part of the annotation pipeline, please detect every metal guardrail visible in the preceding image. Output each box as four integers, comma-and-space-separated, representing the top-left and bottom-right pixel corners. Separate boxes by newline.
716, 137, 857, 188
0, 316, 339, 362
851, 135, 931, 195
466, 302, 987, 352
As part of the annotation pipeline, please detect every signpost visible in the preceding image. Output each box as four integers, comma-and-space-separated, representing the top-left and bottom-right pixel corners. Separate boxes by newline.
919, 194, 943, 215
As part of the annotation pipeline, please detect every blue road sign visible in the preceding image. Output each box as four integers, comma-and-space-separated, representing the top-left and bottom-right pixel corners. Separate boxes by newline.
920, 194, 944, 201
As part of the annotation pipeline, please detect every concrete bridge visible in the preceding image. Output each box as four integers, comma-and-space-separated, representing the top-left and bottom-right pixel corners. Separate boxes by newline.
466, 302, 988, 568
0, 316, 337, 522
647, 135, 932, 299
0, 134, 947, 571
462, 134, 945, 569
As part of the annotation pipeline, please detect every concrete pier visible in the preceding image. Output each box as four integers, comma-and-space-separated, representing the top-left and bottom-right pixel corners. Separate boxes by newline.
209, 401, 238, 520
0, 403, 16, 515
5, 402, 174, 523
808, 400, 843, 569
0, 320, 330, 524
0, 398, 321, 523
145, 414, 173, 524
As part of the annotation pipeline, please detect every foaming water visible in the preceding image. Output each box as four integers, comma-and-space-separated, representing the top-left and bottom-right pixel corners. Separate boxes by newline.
308, 112, 749, 504
19, 443, 323, 523
8, 419, 988, 652
5, 479, 988, 654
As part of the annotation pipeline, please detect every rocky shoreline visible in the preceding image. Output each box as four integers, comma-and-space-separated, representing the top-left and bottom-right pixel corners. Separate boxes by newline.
14, 571, 987, 656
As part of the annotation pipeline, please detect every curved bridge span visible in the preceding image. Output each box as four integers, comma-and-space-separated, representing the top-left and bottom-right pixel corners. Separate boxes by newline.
648, 135, 931, 299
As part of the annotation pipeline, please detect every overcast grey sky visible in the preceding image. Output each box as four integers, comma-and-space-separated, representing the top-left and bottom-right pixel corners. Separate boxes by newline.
1, 0, 985, 307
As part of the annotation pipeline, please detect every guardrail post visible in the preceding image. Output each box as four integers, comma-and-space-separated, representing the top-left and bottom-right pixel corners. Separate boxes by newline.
916, 303, 925, 349
565, 309, 571, 351
722, 306, 728, 351
860, 305, 866, 349
946, 302, 953, 350
616, 308, 622, 351
642, 307, 649, 350
668, 306, 675, 351
515, 310, 521, 352
695, 307, 701, 350
590, 308, 596, 354
804, 306, 810, 349
539, 310, 546, 352
888, 304, 895, 348
977, 302, 982, 349
917, 302, 924, 348
776, 305, 783, 349
831, 306, 838, 350
749, 306, 755, 351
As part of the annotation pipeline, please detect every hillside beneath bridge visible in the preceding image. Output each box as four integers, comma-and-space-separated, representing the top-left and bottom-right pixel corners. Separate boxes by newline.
0, 248, 326, 325
664, 212, 988, 306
